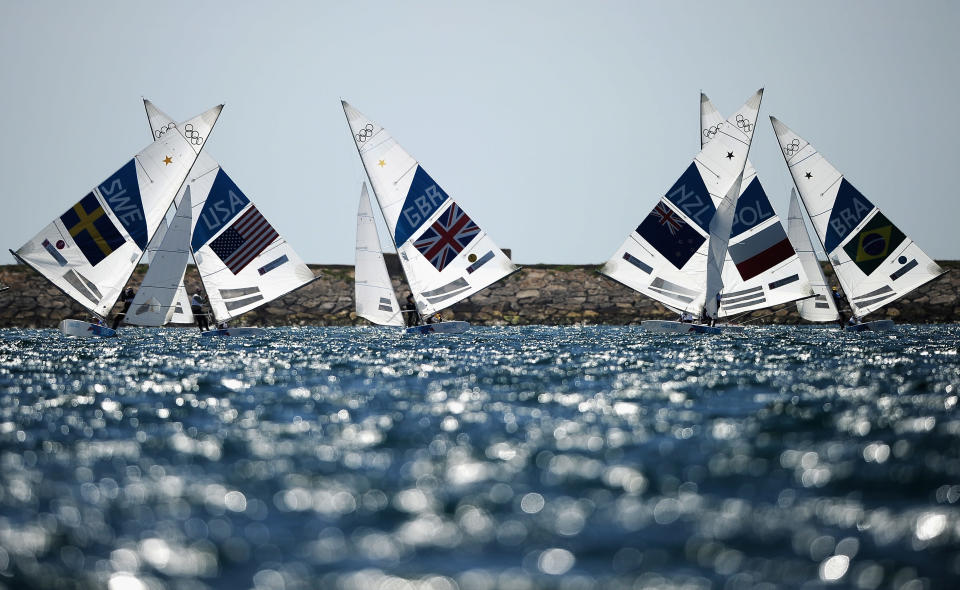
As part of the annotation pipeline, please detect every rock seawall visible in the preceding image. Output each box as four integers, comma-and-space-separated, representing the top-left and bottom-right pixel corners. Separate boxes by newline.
1, 261, 957, 328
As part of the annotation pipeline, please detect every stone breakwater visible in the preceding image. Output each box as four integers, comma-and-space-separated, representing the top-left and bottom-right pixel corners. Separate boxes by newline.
0, 261, 957, 328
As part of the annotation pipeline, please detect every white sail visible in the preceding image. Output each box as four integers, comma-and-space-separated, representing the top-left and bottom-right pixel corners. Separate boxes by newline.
770, 116, 945, 318
342, 101, 519, 317
125, 188, 196, 326
786, 188, 840, 322
705, 173, 744, 317
11, 105, 223, 317
601, 89, 763, 314
700, 94, 811, 317
144, 100, 317, 323
355, 184, 404, 326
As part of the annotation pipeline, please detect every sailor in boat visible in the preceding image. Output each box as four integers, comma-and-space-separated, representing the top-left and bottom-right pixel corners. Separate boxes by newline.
191, 292, 210, 332
831, 286, 849, 328
679, 311, 695, 323
111, 287, 136, 330
402, 293, 420, 327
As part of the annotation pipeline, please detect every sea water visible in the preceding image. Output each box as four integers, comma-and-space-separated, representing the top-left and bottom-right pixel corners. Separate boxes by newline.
0, 325, 958, 589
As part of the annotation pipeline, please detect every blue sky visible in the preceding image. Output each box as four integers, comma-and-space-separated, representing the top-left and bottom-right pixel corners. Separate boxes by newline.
2, 0, 957, 264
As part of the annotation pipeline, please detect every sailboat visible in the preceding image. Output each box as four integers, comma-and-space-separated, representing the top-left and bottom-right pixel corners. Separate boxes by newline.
342, 100, 520, 335
698, 94, 812, 320
10, 104, 224, 338
771, 116, 946, 331
601, 89, 763, 334
141, 100, 320, 337
354, 183, 405, 328
785, 188, 841, 324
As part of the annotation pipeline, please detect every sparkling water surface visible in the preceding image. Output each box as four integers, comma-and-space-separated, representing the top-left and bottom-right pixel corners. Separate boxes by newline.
0, 325, 958, 590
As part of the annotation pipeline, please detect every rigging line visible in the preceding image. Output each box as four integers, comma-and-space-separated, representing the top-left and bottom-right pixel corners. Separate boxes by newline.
819, 175, 842, 198
693, 157, 720, 180
134, 155, 154, 183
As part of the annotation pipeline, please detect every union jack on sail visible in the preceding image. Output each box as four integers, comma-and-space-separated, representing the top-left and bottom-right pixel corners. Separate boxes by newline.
413, 203, 480, 272
651, 202, 684, 235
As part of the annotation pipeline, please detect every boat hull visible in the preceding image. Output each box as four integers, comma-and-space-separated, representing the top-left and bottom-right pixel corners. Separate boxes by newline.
405, 321, 470, 335
641, 320, 722, 335
59, 319, 117, 338
200, 327, 268, 338
845, 320, 895, 332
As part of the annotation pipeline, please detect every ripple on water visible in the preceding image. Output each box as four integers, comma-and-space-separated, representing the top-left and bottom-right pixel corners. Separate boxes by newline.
0, 325, 958, 588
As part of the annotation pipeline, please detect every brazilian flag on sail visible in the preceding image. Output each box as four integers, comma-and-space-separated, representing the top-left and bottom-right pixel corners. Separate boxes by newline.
60, 193, 126, 266
842, 212, 905, 276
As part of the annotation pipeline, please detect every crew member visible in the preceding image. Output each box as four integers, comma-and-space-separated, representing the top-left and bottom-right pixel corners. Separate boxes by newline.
111, 287, 136, 330
402, 293, 420, 327
831, 285, 848, 328
191, 291, 210, 331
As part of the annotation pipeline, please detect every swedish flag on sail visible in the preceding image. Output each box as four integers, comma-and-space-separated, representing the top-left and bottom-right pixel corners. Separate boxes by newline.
842, 212, 905, 276
60, 193, 126, 266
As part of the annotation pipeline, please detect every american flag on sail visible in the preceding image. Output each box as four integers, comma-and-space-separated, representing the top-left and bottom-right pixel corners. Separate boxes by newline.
208, 205, 279, 274
413, 203, 480, 272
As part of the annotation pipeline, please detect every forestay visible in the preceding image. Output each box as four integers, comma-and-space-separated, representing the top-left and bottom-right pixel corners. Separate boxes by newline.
342, 101, 518, 317
771, 117, 945, 318
144, 100, 317, 323
355, 183, 404, 326
601, 89, 763, 314
125, 189, 196, 326
11, 104, 223, 318
699, 94, 811, 317
786, 188, 839, 322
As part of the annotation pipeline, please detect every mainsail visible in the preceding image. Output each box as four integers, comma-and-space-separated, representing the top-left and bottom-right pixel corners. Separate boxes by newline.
355, 184, 404, 326
143, 100, 317, 323
601, 89, 763, 314
125, 188, 196, 326
699, 94, 811, 317
786, 188, 840, 322
342, 101, 519, 317
11, 104, 223, 318
771, 117, 945, 318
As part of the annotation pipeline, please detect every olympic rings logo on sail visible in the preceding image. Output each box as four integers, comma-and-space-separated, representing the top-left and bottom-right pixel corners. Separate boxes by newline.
784, 139, 802, 157
736, 114, 753, 133
356, 124, 375, 143
702, 124, 722, 139
153, 122, 177, 140
183, 124, 204, 146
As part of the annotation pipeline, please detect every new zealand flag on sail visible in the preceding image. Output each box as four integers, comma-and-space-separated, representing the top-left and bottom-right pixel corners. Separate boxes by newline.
413, 203, 480, 272
636, 200, 706, 269
60, 193, 126, 267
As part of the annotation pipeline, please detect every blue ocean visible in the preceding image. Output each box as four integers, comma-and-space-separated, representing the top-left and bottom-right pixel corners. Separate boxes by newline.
0, 325, 958, 589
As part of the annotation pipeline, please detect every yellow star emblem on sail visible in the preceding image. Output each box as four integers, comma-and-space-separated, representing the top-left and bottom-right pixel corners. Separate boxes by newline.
163, 156, 173, 165
378, 160, 386, 167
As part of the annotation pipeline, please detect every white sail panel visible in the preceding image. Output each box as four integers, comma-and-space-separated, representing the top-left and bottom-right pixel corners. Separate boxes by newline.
602, 89, 763, 313
11, 104, 222, 317
771, 116, 945, 317
355, 184, 404, 326
787, 189, 839, 322
144, 100, 318, 324
699, 94, 811, 317
342, 101, 518, 316
705, 174, 743, 317
126, 188, 195, 326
